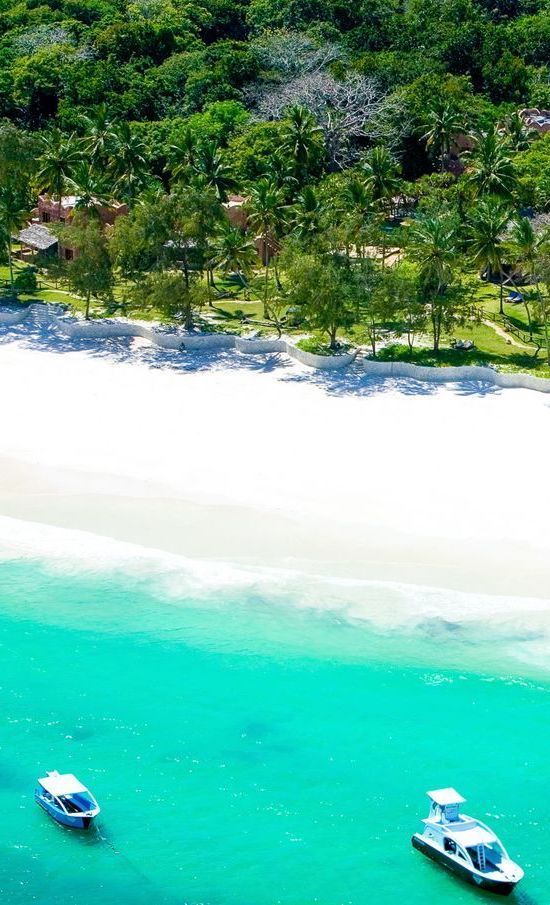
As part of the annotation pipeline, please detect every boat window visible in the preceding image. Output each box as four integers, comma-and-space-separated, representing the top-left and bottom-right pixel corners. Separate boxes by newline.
457, 848, 467, 861
485, 843, 503, 865
59, 795, 86, 814
443, 837, 456, 854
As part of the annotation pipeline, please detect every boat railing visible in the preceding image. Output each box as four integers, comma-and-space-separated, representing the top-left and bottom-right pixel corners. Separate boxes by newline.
472, 817, 510, 860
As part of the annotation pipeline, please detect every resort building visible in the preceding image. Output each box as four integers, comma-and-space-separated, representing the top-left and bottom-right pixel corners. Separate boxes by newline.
17, 224, 59, 261
37, 195, 129, 228
223, 194, 280, 263
519, 108, 550, 134
222, 194, 248, 230
17, 195, 129, 262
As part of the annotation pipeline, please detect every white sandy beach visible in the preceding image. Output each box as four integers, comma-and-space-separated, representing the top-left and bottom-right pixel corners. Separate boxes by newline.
0, 332, 549, 631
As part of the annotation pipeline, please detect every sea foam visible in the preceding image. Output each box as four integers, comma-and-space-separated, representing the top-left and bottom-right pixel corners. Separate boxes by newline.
0, 514, 549, 674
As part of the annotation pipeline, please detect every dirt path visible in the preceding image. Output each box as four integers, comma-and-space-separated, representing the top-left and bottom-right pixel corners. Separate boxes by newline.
482, 318, 531, 350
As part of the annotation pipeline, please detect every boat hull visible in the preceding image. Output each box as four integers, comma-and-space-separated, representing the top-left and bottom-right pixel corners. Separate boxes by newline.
412, 835, 517, 896
35, 791, 95, 829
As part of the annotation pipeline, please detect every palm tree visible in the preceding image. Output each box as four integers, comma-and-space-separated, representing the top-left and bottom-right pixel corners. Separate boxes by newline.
167, 127, 198, 182
465, 199, 511, 314
466, 128, 517, 200
533, 244, 550, 364
292, 185, 325, 248
507, 216, 547, 336
0, 187, 30, 291
172, 179, 223, 302
79, 104, 117, 168
499, 112, 534, 153
362, 147, 401, 267
67, 162, 113, 217
422, 100, 466, 172
408, 215, 458, 351
281, 106, 322, 184
362, 147, 401, 204
247, 178, 287, 314
36, 129, 83, 217
409, 216, 457, 293
260, 152, 298, 199
193, 141, 233, 202
209, 223, 257, 293
340, 176, 374, 259
111, 123, 148, 204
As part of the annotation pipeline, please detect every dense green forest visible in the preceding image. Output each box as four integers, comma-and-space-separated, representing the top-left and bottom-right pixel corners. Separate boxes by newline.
2, 0, 550, 178
2, 0, 550, 367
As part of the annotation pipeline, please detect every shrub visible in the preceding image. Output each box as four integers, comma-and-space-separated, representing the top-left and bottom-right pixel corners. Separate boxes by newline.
13, 269, 37, 293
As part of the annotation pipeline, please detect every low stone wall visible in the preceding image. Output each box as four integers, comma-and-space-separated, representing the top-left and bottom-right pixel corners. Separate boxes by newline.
290, 344, 357, 369
361, 358, 550, 393
2, 303, 550, 390
50, 308, 356, 368
236, 335, 357, 368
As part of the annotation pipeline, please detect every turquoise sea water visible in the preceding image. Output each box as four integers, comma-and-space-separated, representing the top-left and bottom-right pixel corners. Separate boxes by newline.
0, 557, 548, 905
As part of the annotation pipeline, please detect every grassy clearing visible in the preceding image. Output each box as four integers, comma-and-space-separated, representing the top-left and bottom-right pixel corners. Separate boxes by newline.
377, 336, 550, 377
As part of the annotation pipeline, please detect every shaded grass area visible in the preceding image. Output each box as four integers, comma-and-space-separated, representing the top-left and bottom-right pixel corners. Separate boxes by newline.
377, 341, 550, 378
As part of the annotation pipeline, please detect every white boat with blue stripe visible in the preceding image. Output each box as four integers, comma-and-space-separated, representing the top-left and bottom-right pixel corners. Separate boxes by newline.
35, 771, 100, 829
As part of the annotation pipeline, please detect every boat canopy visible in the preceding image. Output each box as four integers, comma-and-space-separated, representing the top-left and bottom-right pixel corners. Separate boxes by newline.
450, 825, 497, 848
38, 773, 88, 796
427, 788, 465, 806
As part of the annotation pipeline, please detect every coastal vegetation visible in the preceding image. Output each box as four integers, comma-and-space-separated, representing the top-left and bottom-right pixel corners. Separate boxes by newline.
1, 1, 550, 370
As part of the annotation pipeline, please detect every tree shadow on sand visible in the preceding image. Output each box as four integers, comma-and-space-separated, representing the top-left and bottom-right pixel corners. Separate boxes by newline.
0, 321, 508, 400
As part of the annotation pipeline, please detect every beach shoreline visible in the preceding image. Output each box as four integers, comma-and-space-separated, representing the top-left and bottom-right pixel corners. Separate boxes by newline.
1, 454, 549, 603
0, 334, 549, 621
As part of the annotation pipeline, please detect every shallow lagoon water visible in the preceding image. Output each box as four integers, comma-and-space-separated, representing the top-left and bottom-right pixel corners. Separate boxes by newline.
0, 558, 548, 905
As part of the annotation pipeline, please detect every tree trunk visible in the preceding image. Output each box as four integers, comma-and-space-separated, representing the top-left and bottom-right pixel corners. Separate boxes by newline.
524, 299, 533, 339
329, 326, 338, 350
238, 271, 248, 299
183, 255, 189, 290
431, 303, 440, 353
7, 242, 14, 294
263, 259, 270, 320
273, 256, 282, 291
85, 292, 91, 320
543, 299, 550, 366
499, 273, 504, 315
184, 304, 193, 331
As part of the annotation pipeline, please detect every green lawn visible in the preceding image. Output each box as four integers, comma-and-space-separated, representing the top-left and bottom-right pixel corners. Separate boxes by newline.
377, 329, 550, 377
2, 258, 549, 376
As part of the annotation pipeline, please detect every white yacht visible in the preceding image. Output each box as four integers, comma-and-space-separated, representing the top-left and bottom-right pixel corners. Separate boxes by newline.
412, 788, 524, 896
